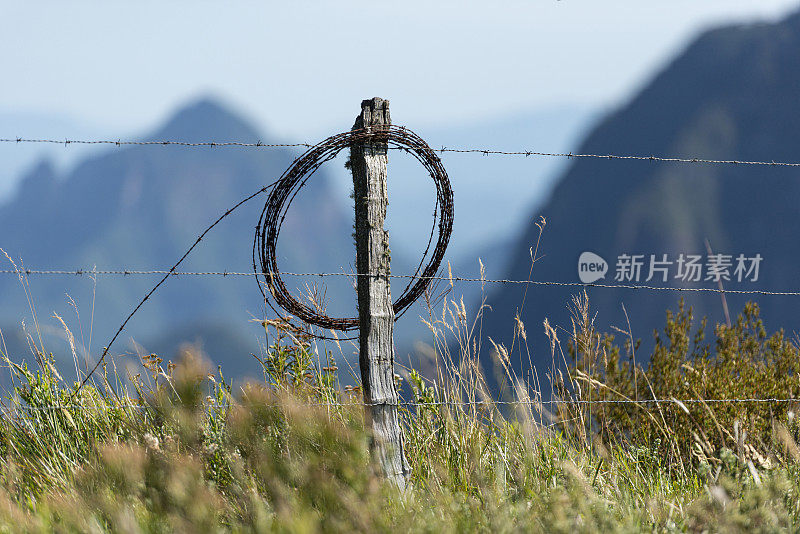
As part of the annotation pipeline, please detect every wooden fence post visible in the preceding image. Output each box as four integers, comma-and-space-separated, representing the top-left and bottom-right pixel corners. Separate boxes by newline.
350, 97, 410, 489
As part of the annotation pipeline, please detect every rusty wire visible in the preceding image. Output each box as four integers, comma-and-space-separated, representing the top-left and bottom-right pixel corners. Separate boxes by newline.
254, 125, 453, 332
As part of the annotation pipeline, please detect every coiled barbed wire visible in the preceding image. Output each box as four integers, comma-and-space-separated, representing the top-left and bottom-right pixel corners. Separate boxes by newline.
254, 125, 453, 331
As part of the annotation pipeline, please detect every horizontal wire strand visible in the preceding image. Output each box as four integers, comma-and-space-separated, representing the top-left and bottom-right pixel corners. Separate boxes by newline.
4, 136, 800, 167
0, 138, 312, 148
1, 269, 798, 296
4, 397, 800, 415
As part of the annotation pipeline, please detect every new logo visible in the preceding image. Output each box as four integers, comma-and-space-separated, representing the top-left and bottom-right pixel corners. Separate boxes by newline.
578, 252, 608, 284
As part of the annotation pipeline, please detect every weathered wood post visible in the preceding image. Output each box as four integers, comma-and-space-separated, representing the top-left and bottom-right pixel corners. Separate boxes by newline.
350, 97, 410, 489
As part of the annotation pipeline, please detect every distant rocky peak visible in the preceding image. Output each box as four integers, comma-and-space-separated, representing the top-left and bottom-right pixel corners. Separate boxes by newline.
148, 97, 263, 143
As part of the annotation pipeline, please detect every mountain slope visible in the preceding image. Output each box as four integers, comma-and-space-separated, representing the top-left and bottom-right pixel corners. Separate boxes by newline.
479, 10, 800, 390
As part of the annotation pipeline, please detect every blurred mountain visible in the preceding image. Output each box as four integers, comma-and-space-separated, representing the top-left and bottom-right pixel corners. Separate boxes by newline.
479, 9, 800, 391
0, 94, 594, 386
0, 97, 599, 381
0, 98, 356, 379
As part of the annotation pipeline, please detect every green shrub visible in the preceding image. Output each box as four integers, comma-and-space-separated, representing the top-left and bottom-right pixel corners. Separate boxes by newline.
566, 297, 800, 467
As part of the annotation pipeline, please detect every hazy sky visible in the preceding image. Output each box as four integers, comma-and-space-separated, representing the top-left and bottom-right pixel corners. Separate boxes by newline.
4, 1, 800, 141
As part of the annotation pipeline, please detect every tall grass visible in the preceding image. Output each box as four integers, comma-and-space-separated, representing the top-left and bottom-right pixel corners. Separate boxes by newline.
0, 265, 798, 531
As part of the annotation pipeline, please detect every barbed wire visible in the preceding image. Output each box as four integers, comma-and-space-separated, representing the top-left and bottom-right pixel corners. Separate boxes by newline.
4, 397, 800, 415
328, 398, 800, 407
3, 268, 799, 296
435, 148, 800, 167
4, 136, 800, 167
0, 138, 312, 149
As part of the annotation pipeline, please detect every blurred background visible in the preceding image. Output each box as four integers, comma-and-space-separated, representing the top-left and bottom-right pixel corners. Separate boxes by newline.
2, 1, 800, 387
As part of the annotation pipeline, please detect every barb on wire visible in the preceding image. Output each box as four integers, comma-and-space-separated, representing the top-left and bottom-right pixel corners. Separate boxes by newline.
4, 136, 800, 167
6, 268, 800, 297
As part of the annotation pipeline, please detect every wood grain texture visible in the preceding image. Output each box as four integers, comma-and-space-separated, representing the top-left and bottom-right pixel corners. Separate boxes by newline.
350, 97, 410, 489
